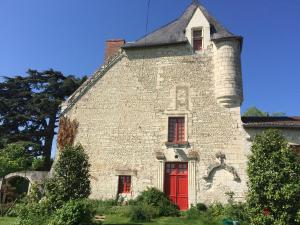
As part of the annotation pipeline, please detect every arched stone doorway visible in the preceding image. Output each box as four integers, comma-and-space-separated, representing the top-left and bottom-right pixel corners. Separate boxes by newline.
0, 171, 49, 203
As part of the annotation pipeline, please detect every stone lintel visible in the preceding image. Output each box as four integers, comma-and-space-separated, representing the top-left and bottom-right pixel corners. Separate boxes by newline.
115, 170, 137, 176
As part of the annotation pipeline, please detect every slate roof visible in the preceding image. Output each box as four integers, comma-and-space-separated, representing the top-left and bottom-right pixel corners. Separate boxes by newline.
123, 1, 242, 49
242, 117, 300, 128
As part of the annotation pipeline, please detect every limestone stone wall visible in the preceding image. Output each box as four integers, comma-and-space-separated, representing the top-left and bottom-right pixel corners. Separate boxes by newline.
64, 44, 248, 205
213, 40, 243, 108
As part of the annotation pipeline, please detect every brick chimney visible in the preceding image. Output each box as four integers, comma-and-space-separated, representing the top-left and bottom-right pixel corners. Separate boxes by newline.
104, 39, 125, 63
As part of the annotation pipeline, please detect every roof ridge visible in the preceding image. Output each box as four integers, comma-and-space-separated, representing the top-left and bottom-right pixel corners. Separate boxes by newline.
61, 51, 125, 116
124, 2, 240, 49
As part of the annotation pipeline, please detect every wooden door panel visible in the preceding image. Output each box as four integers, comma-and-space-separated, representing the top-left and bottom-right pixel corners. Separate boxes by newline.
164, 162, 188, 210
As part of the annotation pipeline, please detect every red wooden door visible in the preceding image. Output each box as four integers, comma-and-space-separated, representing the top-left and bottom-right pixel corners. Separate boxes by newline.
164, 162, 188, 210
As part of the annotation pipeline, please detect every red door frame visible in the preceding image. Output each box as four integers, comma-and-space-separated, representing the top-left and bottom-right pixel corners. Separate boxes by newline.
164, 162, 188, 210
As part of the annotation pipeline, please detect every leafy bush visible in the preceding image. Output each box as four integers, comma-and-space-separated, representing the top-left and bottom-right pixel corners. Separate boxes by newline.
184, 206, 201, 219
85, 199, 117, 215
184, 203, 208, 219
196, 203, 207, 212
45, 144, 91, 205
208, 201, 249, 225
247, 129, 300, 224
135, 187, 179, 216
129, 203, 158, 222
49, 200, 98, 225
16, 145, 94, 224
18, 200, 52, 225
208, 202, 225, 217
0, 143, 34, 177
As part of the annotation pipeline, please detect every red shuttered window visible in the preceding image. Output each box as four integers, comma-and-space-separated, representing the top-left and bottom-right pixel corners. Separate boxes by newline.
192, 29, 203, 51
168, 117, 185, 144
118, 176, 131, 193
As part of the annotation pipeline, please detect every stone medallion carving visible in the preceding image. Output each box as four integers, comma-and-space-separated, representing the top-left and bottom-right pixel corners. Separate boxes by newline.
176, 87, 188, 110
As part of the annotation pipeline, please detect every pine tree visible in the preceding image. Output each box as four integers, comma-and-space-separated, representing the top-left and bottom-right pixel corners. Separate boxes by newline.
0, 69, 86, 169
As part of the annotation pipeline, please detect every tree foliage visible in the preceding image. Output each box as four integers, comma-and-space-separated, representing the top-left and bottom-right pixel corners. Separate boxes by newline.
247, 129, 300, 224
243, 107, 286, 117
0, 69, 86, 169
243, 107, 268, 117
0, 142, 43, 177
46, 144, 91, 206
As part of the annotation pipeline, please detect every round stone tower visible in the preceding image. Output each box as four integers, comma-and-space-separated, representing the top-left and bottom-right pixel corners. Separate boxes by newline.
213, 39, 243, 108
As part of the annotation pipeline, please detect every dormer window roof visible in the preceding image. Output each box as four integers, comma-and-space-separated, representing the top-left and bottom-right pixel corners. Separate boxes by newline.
123, 2, 242, 49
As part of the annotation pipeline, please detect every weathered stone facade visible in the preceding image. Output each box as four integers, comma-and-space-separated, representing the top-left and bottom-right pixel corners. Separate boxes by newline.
62, 40, 249, 204
58, 2, 300, 207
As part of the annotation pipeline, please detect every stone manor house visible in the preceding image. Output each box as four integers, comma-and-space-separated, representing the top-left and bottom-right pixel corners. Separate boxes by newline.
59, 2, 300, 210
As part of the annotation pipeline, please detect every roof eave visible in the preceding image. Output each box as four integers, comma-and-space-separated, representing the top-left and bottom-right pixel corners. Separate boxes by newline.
122, 40, 188, 49
243, 124, 300, 129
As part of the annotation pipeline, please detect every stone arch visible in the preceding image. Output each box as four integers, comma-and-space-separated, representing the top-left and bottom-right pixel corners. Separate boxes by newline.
203, 152, 240, 182
0, 171, 49, 200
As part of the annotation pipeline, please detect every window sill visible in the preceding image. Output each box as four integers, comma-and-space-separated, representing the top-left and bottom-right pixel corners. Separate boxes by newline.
165, 142, 190, 148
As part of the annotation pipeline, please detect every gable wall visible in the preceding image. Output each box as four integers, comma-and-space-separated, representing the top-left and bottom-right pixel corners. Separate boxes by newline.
65, 44, 248, 204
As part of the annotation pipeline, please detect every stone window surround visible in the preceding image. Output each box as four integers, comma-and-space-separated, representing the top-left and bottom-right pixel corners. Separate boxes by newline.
164, 112, 189, 147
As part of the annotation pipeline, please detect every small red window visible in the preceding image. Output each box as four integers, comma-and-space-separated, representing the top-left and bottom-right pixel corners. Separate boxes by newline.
193, 29, 203, 51
168, 117, 185, 144
118, 176, 131, 193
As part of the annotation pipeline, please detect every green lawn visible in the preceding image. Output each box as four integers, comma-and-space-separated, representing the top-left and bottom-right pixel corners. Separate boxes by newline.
103, 214, 222, 225
0, 217, 18, 225
0, 215, 222, 225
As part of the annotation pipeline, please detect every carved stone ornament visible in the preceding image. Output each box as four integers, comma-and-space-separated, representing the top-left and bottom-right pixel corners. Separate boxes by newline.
176, 87, 188, 109
203, 152, 240, 182
187, 150, 199, 160
155, 151, 166, 160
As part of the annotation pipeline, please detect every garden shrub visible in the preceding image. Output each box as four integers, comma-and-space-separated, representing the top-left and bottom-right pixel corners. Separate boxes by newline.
224, 202, 249, 225
49, 199, 98, 225
135, 187, 179, 216
184, 206, 201, 219
45, 144, 91, 206
16, 145, 94, 224
196, 202, 207, 212
208, 202, 225, 217
184, 203, 208, 219
208, 202, 249, 224
129, 203, 158, 222
85, 199, 117, 215
18, 200, 53, 225
247, 129, 300, 224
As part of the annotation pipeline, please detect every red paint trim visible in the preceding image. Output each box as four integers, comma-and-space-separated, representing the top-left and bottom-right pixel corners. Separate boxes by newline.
164, 162, 188, 210
168, 117, 185, 144
118, 176, 131, 194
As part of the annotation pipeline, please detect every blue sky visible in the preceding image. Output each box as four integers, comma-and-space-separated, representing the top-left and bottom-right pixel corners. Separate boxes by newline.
1, 0, 300, 116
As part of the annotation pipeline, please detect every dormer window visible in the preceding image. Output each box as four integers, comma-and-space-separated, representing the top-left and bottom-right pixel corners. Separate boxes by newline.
192, 28, 203, 51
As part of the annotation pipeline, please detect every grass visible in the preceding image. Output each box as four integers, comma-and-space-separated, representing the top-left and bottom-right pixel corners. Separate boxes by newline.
103, 214, 222, 225
0, 216, 18, 225
0, 214, 223, 225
